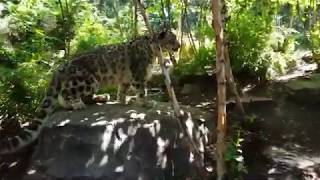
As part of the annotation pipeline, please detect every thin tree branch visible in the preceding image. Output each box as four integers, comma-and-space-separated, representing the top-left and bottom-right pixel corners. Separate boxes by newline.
134, 0, 206, 178
134, 0, 153, 34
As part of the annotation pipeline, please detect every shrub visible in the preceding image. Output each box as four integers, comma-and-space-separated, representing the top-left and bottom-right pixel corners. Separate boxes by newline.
174, 45, 215, 77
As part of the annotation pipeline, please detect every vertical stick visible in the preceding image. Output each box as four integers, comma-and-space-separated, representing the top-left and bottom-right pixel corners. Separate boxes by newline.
211, 0, 227, 179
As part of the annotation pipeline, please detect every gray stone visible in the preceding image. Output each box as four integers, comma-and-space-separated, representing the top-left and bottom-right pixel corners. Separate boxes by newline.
22, 102, 212, 180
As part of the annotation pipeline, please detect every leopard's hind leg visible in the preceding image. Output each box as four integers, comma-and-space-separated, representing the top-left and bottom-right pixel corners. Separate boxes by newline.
117, 83, 130, 104
132, 81, 148, 105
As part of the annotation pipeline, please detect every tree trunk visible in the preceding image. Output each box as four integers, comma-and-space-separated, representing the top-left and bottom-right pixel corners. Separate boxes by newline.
211, 0, 227, 179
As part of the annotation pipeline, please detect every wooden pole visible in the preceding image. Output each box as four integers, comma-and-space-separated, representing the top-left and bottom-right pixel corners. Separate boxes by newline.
211, 0, 227, 179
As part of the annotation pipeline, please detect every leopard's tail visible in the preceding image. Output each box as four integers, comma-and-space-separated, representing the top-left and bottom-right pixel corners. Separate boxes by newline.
0, 77, 59, 154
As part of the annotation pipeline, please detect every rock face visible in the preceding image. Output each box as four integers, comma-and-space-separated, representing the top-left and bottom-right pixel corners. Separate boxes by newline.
21, 102, 212, 180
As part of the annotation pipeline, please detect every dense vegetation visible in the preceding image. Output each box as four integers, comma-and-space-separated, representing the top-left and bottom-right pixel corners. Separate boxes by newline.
0, 0, 319, 124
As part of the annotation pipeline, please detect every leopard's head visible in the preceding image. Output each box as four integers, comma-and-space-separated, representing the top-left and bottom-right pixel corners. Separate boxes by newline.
156, 30, 181, 53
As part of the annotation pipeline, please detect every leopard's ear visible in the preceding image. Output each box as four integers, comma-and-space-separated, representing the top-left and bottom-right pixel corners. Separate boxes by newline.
158, 30, 168, 40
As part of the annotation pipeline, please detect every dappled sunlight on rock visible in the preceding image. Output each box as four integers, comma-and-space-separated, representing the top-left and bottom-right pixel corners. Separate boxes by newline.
114, 128, 127, 152
129, 112, 146, 120
99, 155, 109, 167
189, 152, 194, 163
92, 112, 105, 116
27, 169, 36, 175
80, 117, 89, 123
101, 124, 114, 152
57, 119, 70, 126
106, 101, 118, 105
85, 155, 95, 168
95, 116, 106, 122
90, 120, 107, 126
114, 165, 124, 172
143, 120, 161, 137
20, 103, 212, 179
156, 137, 169, 154
242, 84, 256, 93
185, 112, 194, 138
264, 145, 320, 177
195, 101, 212, 108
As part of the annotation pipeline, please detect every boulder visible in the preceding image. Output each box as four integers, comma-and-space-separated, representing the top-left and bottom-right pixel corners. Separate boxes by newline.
18, 102, 212, 180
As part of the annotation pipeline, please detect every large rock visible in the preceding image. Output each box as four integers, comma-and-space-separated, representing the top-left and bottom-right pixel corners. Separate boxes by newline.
20, 102, 212, 180
285, 73, 320, 104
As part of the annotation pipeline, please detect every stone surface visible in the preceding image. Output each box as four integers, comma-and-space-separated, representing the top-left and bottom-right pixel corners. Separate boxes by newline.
180, 84, 201, 95
285, 73, 320, 104
21, 102, 212, 180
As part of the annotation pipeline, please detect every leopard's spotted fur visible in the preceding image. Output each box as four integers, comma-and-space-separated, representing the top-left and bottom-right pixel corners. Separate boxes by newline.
0, 30, 180, 154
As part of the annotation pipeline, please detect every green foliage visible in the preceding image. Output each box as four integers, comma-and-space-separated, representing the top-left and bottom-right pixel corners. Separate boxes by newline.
0, 0, 62, 120
0, 0, 128, 120
71, 16, 110, 54
0, 64, 48, 121
309, 21, 320, 56
174, 45, 215, 76
226, 0, 276, 79
225, 126, 247, 179
257, 27, 298, 79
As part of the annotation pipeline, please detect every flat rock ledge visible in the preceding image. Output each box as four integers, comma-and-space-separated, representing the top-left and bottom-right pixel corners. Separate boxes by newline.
21, 102, 212, 180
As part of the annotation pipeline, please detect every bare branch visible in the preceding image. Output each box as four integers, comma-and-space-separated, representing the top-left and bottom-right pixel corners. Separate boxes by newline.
134, 0, 206, 178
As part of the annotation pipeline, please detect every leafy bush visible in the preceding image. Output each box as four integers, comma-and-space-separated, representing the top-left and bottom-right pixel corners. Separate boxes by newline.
309, 21, 320, 62
174, 45, 215, 77
259, 27, 297, 79
226, 11, 273, 78
259, 48, 297, 79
